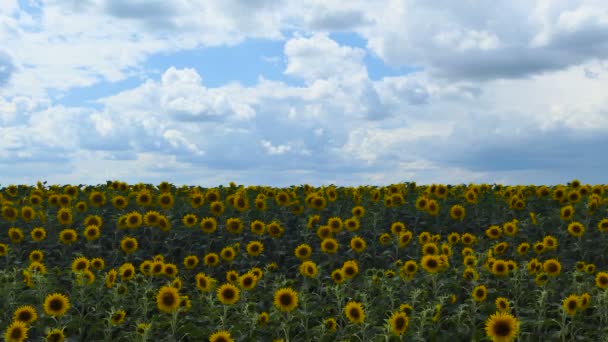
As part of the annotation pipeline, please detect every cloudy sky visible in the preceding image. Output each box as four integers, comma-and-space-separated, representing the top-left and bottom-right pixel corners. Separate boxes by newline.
1, 0, 607, 187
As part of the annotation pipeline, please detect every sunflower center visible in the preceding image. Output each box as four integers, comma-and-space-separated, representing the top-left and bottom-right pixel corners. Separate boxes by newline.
395, 317, 406, 329
493, 320, 512, 336
162, 293, 176, 306
223, 289, 235, 299
49, 298, 64, 311
280, 294, 292, 306
349, 308, 360, 319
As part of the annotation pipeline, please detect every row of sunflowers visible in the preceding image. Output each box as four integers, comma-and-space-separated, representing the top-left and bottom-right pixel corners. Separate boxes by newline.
1, 180, 608, 341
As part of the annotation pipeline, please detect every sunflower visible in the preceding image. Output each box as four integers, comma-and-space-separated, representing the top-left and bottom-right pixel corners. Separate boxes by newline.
46, 328, 65, 342
226, 270, 239, 284
163, 263, 178, 278
426, 200, 440, 216
447, 232, 460, 245
182, 214, 198, 228
157, 286, 180, 313
267, 221, 284, 238
143, 211, 160, 226
0, 243, 8, 256
220, 246, 237, 262
323, 317, 337, 332
543, 259, 562, 277
495, 297, 511, 313
29, 261, 47, 274
351, 205, 365, 218
29, 250, 44, 263
204, 253, 220, 267
421, 255, 442, 273
567, 222, 585, 238
30, 227, 46, 242
307, 215, 320, 229
484, 311, 519, 342
71, 256, 90, 273
473, 285, 488, 302
398, 231, 413, 248
20, 206, 35, 222
461, 233, 476, 245
8, 227, 24, 243
12, 305, 38, 325
415, 232, 429, 245
379, 233, 392, 245
43, 293, 70, 317
91, 258, 105, 270
209, 201, 225, 216
422, 242, 439, 255
157, 193, 175, 209
350, 236, 367, 253
595, 272, 608, 289
560, 205, 574, 221
88, 191, 106, 207
516, 242, 530, 255
390, 222, 406, 235
189, 192, 205, 208
59, 229, 77, 245
449, 205, 465, 221
119, 263, 136, 281
1, 205, 18, 221
83, 225, 101, 241
299, 260, 318, 279
4, 320, 28, 342
195, 273, 216, 292
239, 272, 258, 290
320, 238, 339, 254
585, 264, 596, 274
274, 288, 299, 313
106, 269, 117, 288
135, 191, 153, 207
75, 201, 88, 213
415, 197, 428, 211
157, 215, 171, 231
399, 260, 418, 280
200, 217, 218, 234
598, 219, 608, 232
241, 241, 262, 257
111, 310, 126, 325
491, 260, 510, 277
111, 195, 128, 209
389, 311, 409, 336
209, 330, 235, 342
83, 215, 102, 227
485, 225, 502, 239
578, 293, 591, 310
250, 220, 266, 235
133, 323, 150, 337
258, 312, 270, 326
563, 295, 579, 316
150, 261, 165, 276
331, 269, 346, 284
183, 255, 199, 269
225, 218, 244, 234
217, 283, 240, 305
316, 226, 333, 240
344, 217, 360, 232
120, 237, 138, 254
125, 212, 143, 229
205, 189, 221, 202
503, 221, 518, 237
344, 301, 365, 324
294, 244, 313, 260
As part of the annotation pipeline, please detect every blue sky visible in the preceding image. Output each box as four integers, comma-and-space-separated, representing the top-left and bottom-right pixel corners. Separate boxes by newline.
1, 0, 608, 186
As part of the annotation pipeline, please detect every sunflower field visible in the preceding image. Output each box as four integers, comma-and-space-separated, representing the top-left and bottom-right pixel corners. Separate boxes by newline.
1, 180, 608, 341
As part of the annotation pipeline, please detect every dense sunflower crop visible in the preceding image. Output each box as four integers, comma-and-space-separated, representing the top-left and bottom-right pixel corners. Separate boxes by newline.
1, 180, 608, 341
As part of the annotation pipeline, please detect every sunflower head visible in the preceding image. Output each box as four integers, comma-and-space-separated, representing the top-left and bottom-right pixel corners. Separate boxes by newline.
273, 287, 299, 313
485, 311, 519, 342
43, 293, 71, 318
344, 301, 365, 324
156, 286, 181, 313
